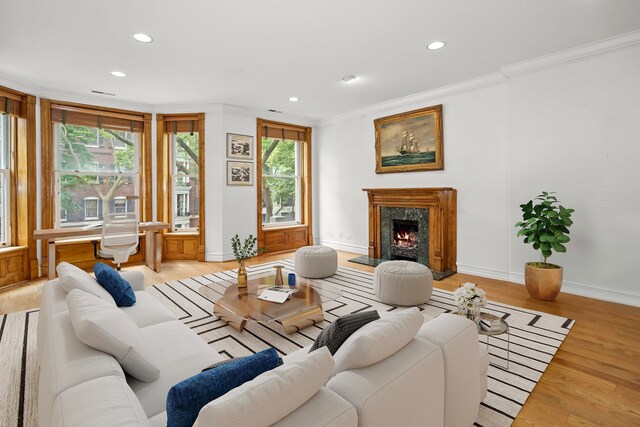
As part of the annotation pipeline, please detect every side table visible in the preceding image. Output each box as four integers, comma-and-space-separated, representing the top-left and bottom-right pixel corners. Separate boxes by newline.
478, 318, 510, 370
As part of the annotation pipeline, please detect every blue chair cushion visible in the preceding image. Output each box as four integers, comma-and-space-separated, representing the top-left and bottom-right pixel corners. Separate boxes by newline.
93, 262, 136, 307
166, 347, 280, 427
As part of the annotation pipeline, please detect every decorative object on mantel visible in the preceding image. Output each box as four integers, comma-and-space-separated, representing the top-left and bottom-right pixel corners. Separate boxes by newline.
227, 161, 254, 186
453, 282, 487, 322
230, 234, 262, 288
516, 191, 574, 301
227, 133, 254, 160
374, 104, 443, 174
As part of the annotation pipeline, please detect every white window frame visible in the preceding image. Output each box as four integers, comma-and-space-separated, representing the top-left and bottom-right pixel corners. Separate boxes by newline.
84, 128, 100, 148
113, 196, 127, 214
262, 139, 301, 229
84, 197, 99, 220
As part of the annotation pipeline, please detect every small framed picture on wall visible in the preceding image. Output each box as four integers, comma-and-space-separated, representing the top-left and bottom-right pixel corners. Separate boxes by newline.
227, 133, 253, 160
227, 161, 253, 186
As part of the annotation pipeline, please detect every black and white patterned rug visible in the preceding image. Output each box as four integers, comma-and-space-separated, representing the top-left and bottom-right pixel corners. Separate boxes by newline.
0, 260, 574, 427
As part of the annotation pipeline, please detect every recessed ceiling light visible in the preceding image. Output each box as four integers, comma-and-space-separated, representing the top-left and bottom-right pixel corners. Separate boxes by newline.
289, 97, 299, 102
110, 71, 126, 78
133, 33, 153, 43
427, 41, 446, 50
342, 75, 357, 83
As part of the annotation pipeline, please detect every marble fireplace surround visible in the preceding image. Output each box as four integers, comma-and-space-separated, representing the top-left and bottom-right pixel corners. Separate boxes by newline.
363, 187, 457, 272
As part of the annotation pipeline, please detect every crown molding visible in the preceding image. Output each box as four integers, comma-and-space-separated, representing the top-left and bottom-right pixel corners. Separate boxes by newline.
0, 73, 44, 96
500, 29, 640, 78
39, 89, 153, 112
318, 73, 506, 127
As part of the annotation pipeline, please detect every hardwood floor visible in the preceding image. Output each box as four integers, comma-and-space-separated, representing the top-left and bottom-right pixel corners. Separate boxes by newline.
1, 251, 639, 426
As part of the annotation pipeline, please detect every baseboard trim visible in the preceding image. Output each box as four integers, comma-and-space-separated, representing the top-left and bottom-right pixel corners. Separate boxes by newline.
316, 239, 368, 255
456, 263, 511, 282
459, 263, 640, 307
508, 271, 640, 308
204, 251, 234, 262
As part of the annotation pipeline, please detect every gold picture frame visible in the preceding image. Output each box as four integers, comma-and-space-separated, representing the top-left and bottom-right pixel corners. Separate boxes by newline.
374, 104, 443, 173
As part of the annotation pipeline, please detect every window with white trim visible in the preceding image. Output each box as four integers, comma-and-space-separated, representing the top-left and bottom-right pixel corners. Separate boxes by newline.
113, 196, 127, 214
84, 197, 99, 219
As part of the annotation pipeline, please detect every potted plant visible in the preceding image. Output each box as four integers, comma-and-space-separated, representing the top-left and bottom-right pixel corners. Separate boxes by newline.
515, 191, 574, 301
230, 234, 261, 288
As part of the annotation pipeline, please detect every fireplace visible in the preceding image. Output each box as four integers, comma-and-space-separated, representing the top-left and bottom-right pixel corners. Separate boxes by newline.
379, 207, 429, 265
361, 187, 457, 273
391, 219, 419, 261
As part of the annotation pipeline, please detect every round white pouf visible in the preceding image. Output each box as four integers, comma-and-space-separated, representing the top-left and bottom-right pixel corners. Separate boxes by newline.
374, 260, 433, 306
295, 246, 338, 278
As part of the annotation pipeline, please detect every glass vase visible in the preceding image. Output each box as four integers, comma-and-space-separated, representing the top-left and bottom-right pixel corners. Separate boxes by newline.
458, 306, 480, 323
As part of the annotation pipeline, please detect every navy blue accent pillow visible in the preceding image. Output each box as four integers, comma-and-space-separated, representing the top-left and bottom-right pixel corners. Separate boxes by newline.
93, 262, 136, 307
167, 348, 280, 427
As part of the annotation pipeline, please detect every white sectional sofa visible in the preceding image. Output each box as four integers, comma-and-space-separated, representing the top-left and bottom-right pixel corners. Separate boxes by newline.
38, 269, 488, 427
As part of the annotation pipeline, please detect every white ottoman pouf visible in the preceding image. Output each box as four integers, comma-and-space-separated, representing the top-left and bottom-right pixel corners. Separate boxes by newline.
295, 246, 338, 278
374, 260, 433, 306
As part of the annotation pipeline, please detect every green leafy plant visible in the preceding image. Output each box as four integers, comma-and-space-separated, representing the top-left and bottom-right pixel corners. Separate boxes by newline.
230, 234, 263, 267
516, 192, 574, 264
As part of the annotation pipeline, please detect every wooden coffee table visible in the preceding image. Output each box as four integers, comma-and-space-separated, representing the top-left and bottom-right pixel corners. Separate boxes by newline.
200, 271, 342, 334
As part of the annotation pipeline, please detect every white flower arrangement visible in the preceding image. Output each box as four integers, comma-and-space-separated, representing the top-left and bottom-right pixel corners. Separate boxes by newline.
453, 282, 487, 310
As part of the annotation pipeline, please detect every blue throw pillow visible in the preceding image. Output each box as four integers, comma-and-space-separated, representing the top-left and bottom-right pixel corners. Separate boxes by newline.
93, 262, 136, 307
167, 348, 280, 427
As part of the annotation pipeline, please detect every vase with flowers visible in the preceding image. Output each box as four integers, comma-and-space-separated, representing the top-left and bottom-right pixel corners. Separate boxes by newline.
230, 234, 262, 288
453, 282, 487, 323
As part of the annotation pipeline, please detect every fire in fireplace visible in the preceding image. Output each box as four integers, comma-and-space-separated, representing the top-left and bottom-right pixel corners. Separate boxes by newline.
391, 219, 419, 261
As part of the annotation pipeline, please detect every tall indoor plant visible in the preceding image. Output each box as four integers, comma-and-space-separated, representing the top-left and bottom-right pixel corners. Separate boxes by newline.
515, 192, 574, 301
231, 234, 261, 288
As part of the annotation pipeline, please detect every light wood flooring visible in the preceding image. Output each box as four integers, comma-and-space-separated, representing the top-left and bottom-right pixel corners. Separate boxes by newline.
1, 251, 639, 426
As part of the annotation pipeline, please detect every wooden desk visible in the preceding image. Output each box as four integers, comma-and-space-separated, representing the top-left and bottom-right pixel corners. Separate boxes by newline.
33, 222, 169, 279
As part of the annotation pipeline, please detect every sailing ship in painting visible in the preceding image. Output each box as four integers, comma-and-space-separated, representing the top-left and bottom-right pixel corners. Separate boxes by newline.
396, 130, 430, 155
382, 129, 435, 167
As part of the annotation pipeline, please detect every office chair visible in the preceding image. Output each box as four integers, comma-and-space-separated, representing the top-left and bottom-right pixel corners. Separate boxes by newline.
96, 212, 139, 270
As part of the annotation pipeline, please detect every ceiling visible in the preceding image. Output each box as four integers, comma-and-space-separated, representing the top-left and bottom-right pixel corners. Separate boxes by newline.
1, 0, 640, 120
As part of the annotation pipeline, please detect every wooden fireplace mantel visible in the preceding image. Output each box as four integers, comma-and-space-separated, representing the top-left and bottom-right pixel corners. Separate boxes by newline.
363, 188, 457, 272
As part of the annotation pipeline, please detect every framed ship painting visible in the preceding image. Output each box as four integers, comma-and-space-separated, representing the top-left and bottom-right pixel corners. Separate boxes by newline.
374, 104, 443, 173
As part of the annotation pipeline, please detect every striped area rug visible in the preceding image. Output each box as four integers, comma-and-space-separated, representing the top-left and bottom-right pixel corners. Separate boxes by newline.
0, 260, 574, 427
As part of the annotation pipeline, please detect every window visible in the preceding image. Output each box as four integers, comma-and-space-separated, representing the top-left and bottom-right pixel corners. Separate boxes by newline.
113, 196, 126, 214
176, 193, 189, 217
84, 197, 98, 219
170, 132, 199, 231
49, 102, 145, 228
0, 114, 10, 245
157, 113, 205, 260
261, 138, 300, 226
256, 119, 312, 253
0, 85, 37, 284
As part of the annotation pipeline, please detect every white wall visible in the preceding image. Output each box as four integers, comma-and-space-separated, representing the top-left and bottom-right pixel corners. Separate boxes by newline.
507, 46, 640, 304
315, 82, 511, 278
316, 43, 640, 306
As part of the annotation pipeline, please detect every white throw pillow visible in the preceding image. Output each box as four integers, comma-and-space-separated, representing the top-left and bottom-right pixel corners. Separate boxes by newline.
332, 307, 424, 375
57, 262, 116, 305
194, 347, 334, 427
66, 289, 159, 382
